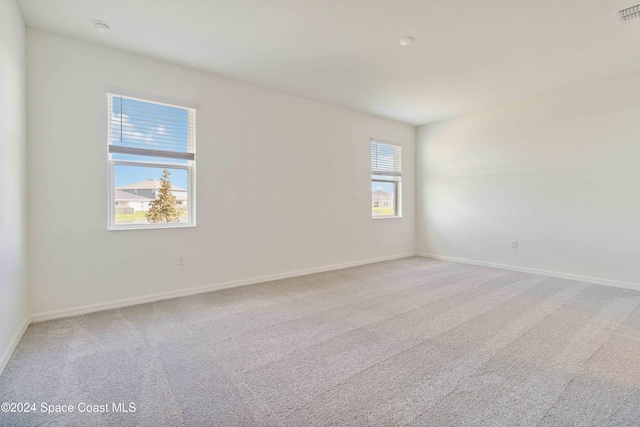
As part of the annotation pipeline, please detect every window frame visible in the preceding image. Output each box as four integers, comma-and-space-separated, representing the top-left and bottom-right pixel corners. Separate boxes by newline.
107, 93, 196, 231
371, 139, 402, 219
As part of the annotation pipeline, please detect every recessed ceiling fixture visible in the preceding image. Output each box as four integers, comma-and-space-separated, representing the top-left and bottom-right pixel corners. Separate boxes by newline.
93, 20, 110, 33
618, 4, 640, 22
400, 36, 415, 46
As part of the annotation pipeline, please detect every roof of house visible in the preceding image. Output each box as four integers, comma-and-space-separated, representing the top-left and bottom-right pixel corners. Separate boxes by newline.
373, 189, 391, 196
114, 189, 153, 201
116, 178, 187, 192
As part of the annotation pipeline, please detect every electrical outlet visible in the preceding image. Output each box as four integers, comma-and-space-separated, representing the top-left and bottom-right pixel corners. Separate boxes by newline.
178, 256, 185, 266
511, 240, 518, 249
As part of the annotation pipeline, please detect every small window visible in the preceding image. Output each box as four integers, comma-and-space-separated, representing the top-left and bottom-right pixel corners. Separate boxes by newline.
371, 140, 401, 218
108, 94, 196, 229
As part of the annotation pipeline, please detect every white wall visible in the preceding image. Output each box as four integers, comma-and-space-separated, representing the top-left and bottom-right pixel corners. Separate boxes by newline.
0, 0, 28, 372
417, 72, 640, 288
27, 29, 415, 319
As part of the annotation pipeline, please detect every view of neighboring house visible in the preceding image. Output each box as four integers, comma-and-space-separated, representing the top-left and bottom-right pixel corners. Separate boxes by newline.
372, 189, 392, 208
115, 178, 187, 213
114, 189, 153, 214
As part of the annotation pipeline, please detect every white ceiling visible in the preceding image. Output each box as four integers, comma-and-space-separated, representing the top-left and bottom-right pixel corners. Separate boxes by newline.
16, 0, 640, 125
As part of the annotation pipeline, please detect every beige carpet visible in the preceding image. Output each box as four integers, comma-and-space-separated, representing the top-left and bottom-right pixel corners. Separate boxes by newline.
1, 256, 640, 426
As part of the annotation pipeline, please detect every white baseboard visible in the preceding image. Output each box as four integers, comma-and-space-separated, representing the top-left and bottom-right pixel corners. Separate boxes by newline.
31, 253, 417, 323
0, 317, 30, 377
418, 253, 640, 292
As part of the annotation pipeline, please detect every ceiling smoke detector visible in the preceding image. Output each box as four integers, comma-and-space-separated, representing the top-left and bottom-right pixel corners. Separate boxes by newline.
400, 36, 415, 46
93, 20, 111, 33
617, 4, 640, 22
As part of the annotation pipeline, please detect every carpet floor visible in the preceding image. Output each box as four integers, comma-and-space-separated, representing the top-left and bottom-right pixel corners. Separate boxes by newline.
1, 257, 640, 426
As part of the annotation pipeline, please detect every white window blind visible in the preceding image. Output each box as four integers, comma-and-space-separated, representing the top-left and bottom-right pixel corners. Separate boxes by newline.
371, 140, 401, 176
108, 94, 196, 160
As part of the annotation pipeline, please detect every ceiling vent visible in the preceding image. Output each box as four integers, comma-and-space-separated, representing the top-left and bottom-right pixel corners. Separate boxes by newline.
618, 4, 640, 22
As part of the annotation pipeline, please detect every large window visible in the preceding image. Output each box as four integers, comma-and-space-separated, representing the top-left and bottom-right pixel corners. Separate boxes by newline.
371, 140, 401, 218
108, 94, 196, 229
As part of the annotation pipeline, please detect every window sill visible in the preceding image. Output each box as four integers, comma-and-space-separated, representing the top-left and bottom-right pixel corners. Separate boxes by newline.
372, 216, 402, 220
108, 223, 196, 231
